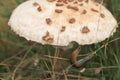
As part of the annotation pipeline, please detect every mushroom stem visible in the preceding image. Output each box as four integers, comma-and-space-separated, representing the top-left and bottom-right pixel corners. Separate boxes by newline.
53, 48, 63, 72
70, 46, 94, 67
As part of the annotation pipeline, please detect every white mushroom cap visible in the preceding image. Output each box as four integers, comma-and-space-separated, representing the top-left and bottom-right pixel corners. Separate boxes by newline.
8, 0, 117, 46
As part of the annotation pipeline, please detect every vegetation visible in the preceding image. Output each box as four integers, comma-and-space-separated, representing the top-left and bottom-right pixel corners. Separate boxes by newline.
0, 0, 120, 80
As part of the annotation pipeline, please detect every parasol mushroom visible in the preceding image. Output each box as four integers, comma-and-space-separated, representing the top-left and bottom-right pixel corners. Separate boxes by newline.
8, 0, 117, 68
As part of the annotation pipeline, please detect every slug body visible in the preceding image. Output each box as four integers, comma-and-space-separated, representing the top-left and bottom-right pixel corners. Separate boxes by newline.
70, 46, 94, 67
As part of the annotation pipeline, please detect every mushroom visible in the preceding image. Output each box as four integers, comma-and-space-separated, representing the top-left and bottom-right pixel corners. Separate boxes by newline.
8, 0, 117, 68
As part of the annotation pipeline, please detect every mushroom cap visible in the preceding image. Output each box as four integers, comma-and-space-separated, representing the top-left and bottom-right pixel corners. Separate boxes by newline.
8, 0, 117, 46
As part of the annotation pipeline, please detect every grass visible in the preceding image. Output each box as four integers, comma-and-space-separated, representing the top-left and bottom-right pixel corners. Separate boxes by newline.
0, 0, 120, 80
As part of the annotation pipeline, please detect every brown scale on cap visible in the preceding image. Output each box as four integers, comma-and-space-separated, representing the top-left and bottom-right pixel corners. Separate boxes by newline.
81, 10, 87, 14
57, 0, 62, 2
74, 1, 78, 4
91, 8, 99, 13
81, 26, 90, 33
78, 0, 83, 2
37, 6, 42, 12
57, 0, 67, 3
33, 2, 39, 7
47, 0, 56, 2
33, 2, 42, 12
55, 9, 63, 13
56, 3, 64, 6
69, 18, 76, 24
62, 0, 68, 4
46, 18, 52, 25
42, 31, 54, 43
60, 26, 66, 32
100, 13, 105, 18
68, 0, 74, 2
67, 5, 79, 11
85, 0, 89, 3
79, 3, 83, 6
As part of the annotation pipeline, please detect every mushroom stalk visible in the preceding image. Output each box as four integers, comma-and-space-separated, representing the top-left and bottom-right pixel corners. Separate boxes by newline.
53, 48, 63, 72
70, 46, 94, 67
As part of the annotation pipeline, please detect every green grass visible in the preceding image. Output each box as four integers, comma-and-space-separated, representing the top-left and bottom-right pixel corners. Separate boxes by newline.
0, 0, 120, 80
